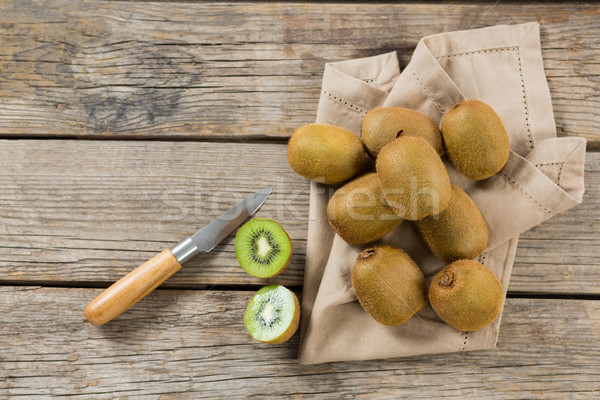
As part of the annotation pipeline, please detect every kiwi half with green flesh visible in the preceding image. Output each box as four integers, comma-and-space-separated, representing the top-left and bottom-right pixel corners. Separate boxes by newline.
441, 99, 510, 180
429, 260, 504, 332
362, 107, 444, 159
244, 285, 300, 344
235, 218, 292, 278
376, 136, 451, 220
414, 185, 488, 263
327, 173, 402, 246
352, 245, 427, 326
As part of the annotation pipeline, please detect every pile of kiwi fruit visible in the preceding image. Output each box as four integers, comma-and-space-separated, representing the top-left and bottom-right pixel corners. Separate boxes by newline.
287, 100, 509, 332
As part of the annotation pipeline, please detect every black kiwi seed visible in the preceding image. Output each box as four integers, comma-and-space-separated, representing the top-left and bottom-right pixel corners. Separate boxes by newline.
248, 227, 281, 265
255, 295, 282, 328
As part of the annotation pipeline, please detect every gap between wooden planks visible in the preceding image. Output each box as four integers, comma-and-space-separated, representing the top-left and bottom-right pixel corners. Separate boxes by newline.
0, 140, 596, 294
0, 1, 598, 142
0, 286, 599, 398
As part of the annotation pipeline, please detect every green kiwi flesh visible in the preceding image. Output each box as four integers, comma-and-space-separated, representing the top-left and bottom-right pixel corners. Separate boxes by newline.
235, 218, 292, 278
244, 285, 300, 344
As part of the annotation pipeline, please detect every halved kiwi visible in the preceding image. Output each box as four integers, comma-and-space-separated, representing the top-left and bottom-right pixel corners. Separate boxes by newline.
244, 285, 300, 344
235, 218, 292, 278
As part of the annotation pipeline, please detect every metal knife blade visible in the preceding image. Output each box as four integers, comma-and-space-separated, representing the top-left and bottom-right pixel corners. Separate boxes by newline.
170, 185, 273, 264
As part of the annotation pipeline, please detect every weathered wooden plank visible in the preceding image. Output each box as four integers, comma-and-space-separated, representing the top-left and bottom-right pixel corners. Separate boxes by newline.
0, 1, 598, 141
0, 140, 308, 287
511, 155, 600, 294
0, 140, 597, 294
0, 286, 598, 398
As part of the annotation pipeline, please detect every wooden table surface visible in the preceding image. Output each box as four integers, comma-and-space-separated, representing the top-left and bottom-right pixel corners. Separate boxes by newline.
1, 1, 599, 398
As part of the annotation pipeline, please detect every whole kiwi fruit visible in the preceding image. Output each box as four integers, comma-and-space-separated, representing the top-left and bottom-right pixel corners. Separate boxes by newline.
376, 136, 451, 220
414, 185, 488, 263
327, 173, 402, 246
429, 260, 504, 332
352, 245, 427, 326
287, 123, 365, 185
441, 99, 510, 180
362, 107, 444, 158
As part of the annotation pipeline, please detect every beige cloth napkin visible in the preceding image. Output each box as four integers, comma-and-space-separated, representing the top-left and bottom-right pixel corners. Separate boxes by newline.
298, 22, 586, 364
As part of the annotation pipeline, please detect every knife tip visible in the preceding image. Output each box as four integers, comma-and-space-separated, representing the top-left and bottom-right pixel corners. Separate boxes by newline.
260, 185, 274, 196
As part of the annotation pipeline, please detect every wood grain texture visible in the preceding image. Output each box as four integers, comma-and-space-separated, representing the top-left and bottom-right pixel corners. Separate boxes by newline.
0, 140, 596, 294
1, 286, 599, 398
84, 249, 182, 326
0, 140, 310, 287
0, 1, 598, 141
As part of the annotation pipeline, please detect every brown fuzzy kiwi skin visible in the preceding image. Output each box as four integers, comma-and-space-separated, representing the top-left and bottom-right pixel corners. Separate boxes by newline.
441, 99, 510, 180
414, 185, 488, 263
362, 107, 444, 159
352, 246, 427, 326
327, 173, 403, 246
287, 123, 365, 185
376, 136, 451, 221
429, 260, 504, 332
262, 292, 300, 345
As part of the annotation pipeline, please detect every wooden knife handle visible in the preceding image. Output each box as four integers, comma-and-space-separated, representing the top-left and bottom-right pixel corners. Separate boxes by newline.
84, 249, 182, 326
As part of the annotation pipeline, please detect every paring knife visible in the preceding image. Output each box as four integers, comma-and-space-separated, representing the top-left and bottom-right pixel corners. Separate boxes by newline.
84, 185, 273, 326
